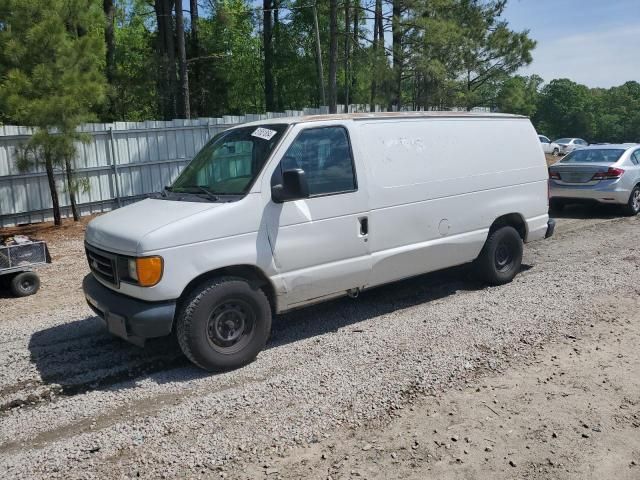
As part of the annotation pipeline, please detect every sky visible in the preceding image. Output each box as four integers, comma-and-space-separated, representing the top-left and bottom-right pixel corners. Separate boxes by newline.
503, 0, 640, 88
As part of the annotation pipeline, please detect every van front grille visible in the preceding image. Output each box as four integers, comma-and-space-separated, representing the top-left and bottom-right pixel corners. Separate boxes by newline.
85, 245, 118, 286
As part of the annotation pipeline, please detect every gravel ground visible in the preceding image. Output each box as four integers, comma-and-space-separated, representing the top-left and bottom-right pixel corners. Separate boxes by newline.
0, 205, 638, 479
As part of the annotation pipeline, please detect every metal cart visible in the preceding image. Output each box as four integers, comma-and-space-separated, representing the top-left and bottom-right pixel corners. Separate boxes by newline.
0, 241, 49, 297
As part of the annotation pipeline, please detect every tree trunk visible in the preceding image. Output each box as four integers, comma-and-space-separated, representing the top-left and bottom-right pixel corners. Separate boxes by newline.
343, 0, 350, 113
103, 0, 116, 119
352, 0, 359, 98
263, 0, 275, 111
189, 0, 200, 117
370, 0, 382, 111
175, 1, 190, 118
391, 0, 402, 111
328, 0, 338, 113
44, 152, 61, 226
103, 1, 116, 85
64, 157, 79, 222
155, 0, 177, 120
274, 0, 283, 111
312, 5, 325, 106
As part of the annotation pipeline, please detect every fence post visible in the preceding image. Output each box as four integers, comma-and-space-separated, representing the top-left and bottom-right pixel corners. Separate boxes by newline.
107, 127, 122, 208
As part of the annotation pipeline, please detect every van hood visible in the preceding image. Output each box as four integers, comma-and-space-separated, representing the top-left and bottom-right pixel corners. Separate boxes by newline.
85, 198, 224, 255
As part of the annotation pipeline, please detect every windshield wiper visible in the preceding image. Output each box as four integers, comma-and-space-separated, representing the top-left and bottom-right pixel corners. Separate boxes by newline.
166, 185, 219, 201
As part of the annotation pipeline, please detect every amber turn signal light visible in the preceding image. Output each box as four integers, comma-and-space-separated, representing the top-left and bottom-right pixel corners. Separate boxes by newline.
135, 256, 163, 287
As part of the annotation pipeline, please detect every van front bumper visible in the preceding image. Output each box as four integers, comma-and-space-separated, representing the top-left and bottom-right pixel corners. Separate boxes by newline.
82, 274, 176, 346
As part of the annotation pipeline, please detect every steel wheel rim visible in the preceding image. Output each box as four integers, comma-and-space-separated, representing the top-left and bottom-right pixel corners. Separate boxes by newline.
495, 243, 514, 273
206, 298, 255, 354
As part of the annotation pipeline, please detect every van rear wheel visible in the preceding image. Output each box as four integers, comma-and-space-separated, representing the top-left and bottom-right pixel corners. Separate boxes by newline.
176, 277, 272, 371
474, 226, 523, 286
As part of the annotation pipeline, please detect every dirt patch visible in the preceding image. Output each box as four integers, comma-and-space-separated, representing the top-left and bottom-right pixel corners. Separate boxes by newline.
0, 215, 98, 244
546, 154, 561, 166
245, 297, 640, 479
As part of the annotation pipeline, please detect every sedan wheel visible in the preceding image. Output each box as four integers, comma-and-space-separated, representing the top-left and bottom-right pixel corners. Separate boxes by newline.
552, 148, 559, 156
623, 186, 640, 216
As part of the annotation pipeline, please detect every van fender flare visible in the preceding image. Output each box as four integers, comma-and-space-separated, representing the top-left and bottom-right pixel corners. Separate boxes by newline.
177, 265, 279, 315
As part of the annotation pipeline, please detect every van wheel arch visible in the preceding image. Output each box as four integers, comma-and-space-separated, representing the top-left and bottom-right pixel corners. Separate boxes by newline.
177, 265, 277, 318
489, 213, 526, 241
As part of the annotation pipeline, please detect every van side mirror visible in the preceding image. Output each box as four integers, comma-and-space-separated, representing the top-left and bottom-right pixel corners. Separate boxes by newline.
271, 168, 309, 203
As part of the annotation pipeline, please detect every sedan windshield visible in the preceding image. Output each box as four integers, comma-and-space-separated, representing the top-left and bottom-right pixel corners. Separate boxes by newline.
171, 124, 287, 195
560, 149, 625, 164
554, 138, 572, 144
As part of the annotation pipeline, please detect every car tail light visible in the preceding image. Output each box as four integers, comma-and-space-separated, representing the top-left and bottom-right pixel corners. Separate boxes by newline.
548, 169, 561, 180
592, 167, 624, 180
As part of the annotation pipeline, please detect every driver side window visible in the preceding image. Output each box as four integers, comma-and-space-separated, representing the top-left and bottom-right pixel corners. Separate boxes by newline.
280, 127, 357, 196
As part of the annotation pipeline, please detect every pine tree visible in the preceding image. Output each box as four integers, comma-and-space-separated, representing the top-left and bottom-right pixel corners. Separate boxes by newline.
0, 0, 106, 225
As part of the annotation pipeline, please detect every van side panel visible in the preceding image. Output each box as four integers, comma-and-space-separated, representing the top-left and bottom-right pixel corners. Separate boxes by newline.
355, 118, 548, 287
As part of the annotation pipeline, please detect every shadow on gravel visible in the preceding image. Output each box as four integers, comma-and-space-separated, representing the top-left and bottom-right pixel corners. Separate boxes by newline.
25, 263, 532, 399
269, 263, 532, 347
550, 203, 623, 220
26, 316, 199, 401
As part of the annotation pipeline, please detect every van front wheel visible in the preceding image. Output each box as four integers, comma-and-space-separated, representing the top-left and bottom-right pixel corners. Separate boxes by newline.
474, 226, 523, 286
176, 277, 272, 371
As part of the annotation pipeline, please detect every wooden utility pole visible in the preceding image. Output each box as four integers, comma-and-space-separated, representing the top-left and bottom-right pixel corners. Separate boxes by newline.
344, 0, 350, 112
189, 0, 200, 117
263, 0, 275, 111
175, 1, 190, 118
312, 4, 326, 107
328, 0, 338, 113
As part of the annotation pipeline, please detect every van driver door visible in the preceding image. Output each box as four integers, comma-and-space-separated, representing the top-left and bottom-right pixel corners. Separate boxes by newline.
264, 125, 371, 308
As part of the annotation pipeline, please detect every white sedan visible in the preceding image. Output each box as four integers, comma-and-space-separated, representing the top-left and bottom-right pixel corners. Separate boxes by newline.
539, 135, 561, 156
554, 137, 589, 155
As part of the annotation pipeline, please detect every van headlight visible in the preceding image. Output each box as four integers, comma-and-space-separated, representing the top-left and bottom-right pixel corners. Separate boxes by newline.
128, 258, 139, 281
119, 256, 164, 287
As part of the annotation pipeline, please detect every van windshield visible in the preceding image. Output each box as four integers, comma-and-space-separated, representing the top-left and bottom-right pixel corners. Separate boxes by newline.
170, 124, 287, 196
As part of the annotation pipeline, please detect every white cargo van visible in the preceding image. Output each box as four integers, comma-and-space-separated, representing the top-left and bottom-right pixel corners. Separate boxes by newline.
83, 112, 555, 371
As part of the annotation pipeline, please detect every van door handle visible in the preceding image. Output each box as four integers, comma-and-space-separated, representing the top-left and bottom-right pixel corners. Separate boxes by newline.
359, 217, 368, 236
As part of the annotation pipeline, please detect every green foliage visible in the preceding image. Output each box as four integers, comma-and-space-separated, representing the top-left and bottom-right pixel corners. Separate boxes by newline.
508, 78, 640, 143
453, 0, 536, 110
535, 79, 596, 140
0, 0, 106, 130
107, 0, 159, 121
496, 75, 543, 117
197, 0, 265, 115
1, 0, 638, 148
0, 0, 106, 224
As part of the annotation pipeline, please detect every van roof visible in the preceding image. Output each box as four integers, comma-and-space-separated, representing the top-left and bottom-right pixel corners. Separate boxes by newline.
238, 111, 527, 128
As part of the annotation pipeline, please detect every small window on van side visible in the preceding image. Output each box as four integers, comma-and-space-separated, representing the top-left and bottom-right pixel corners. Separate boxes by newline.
279, 126, 357, 196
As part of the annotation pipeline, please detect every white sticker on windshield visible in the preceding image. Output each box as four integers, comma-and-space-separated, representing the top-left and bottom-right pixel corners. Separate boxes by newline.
251, 127, 278, 141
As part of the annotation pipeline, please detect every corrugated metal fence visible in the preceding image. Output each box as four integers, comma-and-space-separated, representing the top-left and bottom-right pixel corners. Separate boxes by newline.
0, 105, 490, 228
0, 108, 330, 228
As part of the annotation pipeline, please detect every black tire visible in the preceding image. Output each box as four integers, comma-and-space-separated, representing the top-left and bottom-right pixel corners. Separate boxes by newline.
176, 276, 272, 371
549, 199, 565, 213
552, 147, 560, 156
623, 185, 640, 216
10, 271, 40, 297
474, 226, 523, 286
